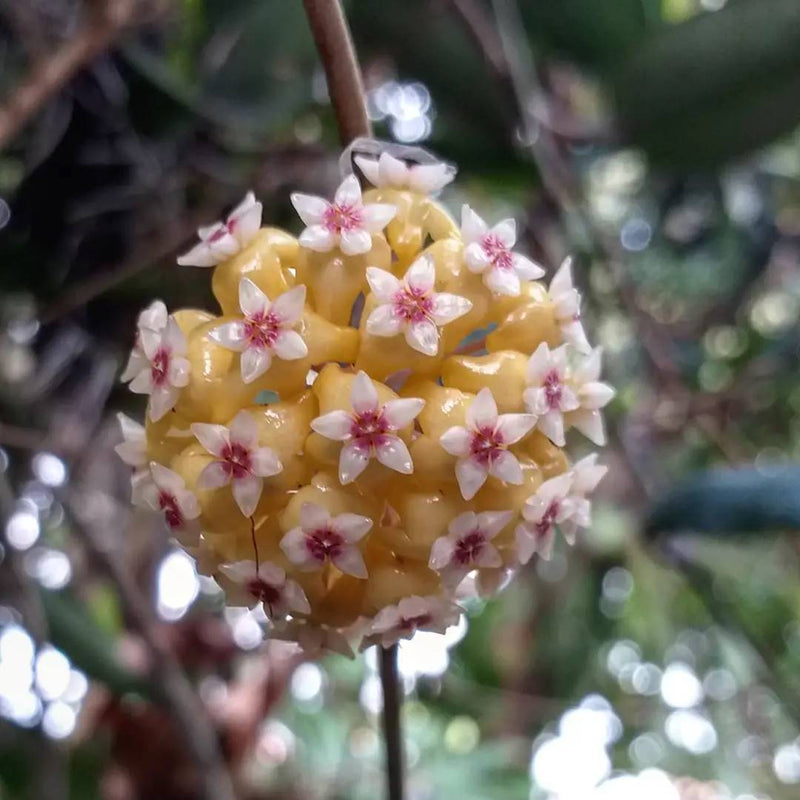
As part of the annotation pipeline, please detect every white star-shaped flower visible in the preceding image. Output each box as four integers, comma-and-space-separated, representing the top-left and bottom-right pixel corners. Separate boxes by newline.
280, 502, 372, 578
514, 473, 576, 563
548, 257, 591, 353
310, 371, 425, 485
461, 205, 545, 296
568, 453, 607, 534
120, 300, 168, 383
523, 342, 580, 446
365, 255, 472, 356
128, 316, 191, 422
141, 462, 201, 546
367, 595, 462, 648
271, 619, 355, 659
114, 413, 151, 505
355, 152, 454, 194
191, 411, 283, 517
429, 510, 512, 587
177, 192, 262, 267
219, 560, 310, 621
209, 279, 308, 384
291, 175, 396, 255
439, 388, 536, 500
567, 348, 615, 445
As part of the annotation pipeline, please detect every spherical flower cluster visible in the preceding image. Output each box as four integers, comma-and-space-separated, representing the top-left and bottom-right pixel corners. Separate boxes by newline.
116, 149, 613, 658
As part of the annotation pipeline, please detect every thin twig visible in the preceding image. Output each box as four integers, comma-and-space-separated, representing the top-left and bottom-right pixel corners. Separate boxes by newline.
301, 0, 372, 145
378, 644, 405, 800
0, 0, 147, 151
65, 495, 237, 800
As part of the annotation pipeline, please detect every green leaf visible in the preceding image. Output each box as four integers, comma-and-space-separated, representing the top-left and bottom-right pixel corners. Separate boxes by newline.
613, 0, 800, 166
645, 465, 800, 537
40, 589, 159, 701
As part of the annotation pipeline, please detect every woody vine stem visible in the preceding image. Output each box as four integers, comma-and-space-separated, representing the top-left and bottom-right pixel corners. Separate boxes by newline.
299, 2, 405, 800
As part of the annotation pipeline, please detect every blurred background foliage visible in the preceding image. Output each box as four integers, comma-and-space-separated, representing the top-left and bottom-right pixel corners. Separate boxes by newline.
2, 0, 800, 798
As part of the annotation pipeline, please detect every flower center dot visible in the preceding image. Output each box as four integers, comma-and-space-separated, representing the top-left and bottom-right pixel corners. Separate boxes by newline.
221, 441, 252, 480
247, 579, 281, 608
158, 491, 183, 529
393, 287, 434, 323
323, 203, 362, 234
543, 369, 563, 409
470, 426, 504, 464
244, 311, 281, 349
481, 234, 513, 271
307, 527, 345, 562
399, 613, 431, 631
151, 348, 170, 387
351, 410, 390, 450
536, 500, 560, 537
454, 530, 486, 565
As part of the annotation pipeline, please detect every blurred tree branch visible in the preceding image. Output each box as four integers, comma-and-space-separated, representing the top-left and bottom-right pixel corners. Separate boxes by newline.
0, 0, 164, 152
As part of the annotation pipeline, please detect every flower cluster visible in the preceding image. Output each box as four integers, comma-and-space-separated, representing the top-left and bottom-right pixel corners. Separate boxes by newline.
117, 148, 613, 657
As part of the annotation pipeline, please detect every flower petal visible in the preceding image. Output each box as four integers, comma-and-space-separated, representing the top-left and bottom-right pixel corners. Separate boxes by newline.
339, 228, 372, 256
490, 218, 516, 247
409, 162, 453, 194
163, 317, 187, 354
149, 385, 179, 422
526, 342, 551, 384
334, 174, 362, 207
177, 241, 218, 267
579, 381, 614, 410
360, 203, 397, 232
150, 462, 185, 494
375, 436, 413, 474
466, 388, 498, 430
168, 357, 190, 388
366, 267, 402, 301
299, 224, 336, 252
405, 319, 439, 356
229, 411, 258, 448
238, 278, 269, 318
350, 371, 379, 414
495, 413, 537, 445
233, 473, 262, 517
332, 547, 368, 579
439, 426, 471, 457
311, 410, 353, 441
334, 513, 373, 542
273, 330, 308, 361
549, 257, 574, 296
284, 580, 311, 615
280, 527, 315, 567
405, 255, 435, 293
379, 152, 408, 186
251, 447, 283, 478
429, 536, 456, 570
513, 253, 545, 280
478, 510, 515, 538
455, 457, 489, 500
191, 423, 229, 456
570, 409, 606, 446
354, 156, 382, 186
241, 348, 272, 384
339, 441, 370, 484
485, 266, 521, 296
197, 460, 231, 490
382, 397, 425, 430
366, 304, 404, 338
464, 241, 490, 273
538, 411, 566, 446
291, 192, 328, 225
489, 450, 523, 484
474, 543, 502, 568
128, 368, 153, 395
430, 293, 472, 326
300, 502, 331, 532
209, 321, 247, 351
460, 204, 487, 244
271, 285, 306, 325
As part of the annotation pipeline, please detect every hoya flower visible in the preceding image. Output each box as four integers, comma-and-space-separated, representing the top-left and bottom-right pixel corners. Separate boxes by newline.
355, 152, 454, 194
429, 510, 512, 587
568, 453, 607, 524
177, 192, 262, 267
566, 348, 615, 445
439, 388, 536, 500
365, 256, 472, 355
310, 371, 425, 484
272, 619, 355, 659
141, 462, 201, 546
523, 342, 580, 447
291, 174, 396, 256
191, 411, 283, 517
128, 316, 191, 422
515, 473, 575, 562
548, 258, 591, 353
120, 300, 168, 383
367, 595, 462, 648
114, 413, 150, 504
280, 502, 372, 578
218, 560, 310, 620
461, 205, 545, 296
209, 279, 308, 384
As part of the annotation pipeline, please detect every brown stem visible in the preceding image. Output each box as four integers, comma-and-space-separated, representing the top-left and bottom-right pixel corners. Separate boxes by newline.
301, 0, 372, 143
65, 495, 237, 800
0, 0, 148, 151
379, 644, 405, 800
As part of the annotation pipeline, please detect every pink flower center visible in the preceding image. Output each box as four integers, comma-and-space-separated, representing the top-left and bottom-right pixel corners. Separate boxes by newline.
469, 425, 505, 465
221, 441, 252, 480
398, 613, 432, 631
392, 287, 434, 323
208, 219, 236, 243
351, 409, 391, 451
454, 530, 486, 565
543, 369, 564, 410
306, 526, 345, 562
158, 491, 183, 529
151, 348, 170, 387
244, 310, 282, 350
247, 578, 281, 610
536, 500, 560, 537
323, 203, 363, 234
480, 234, 513, 271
